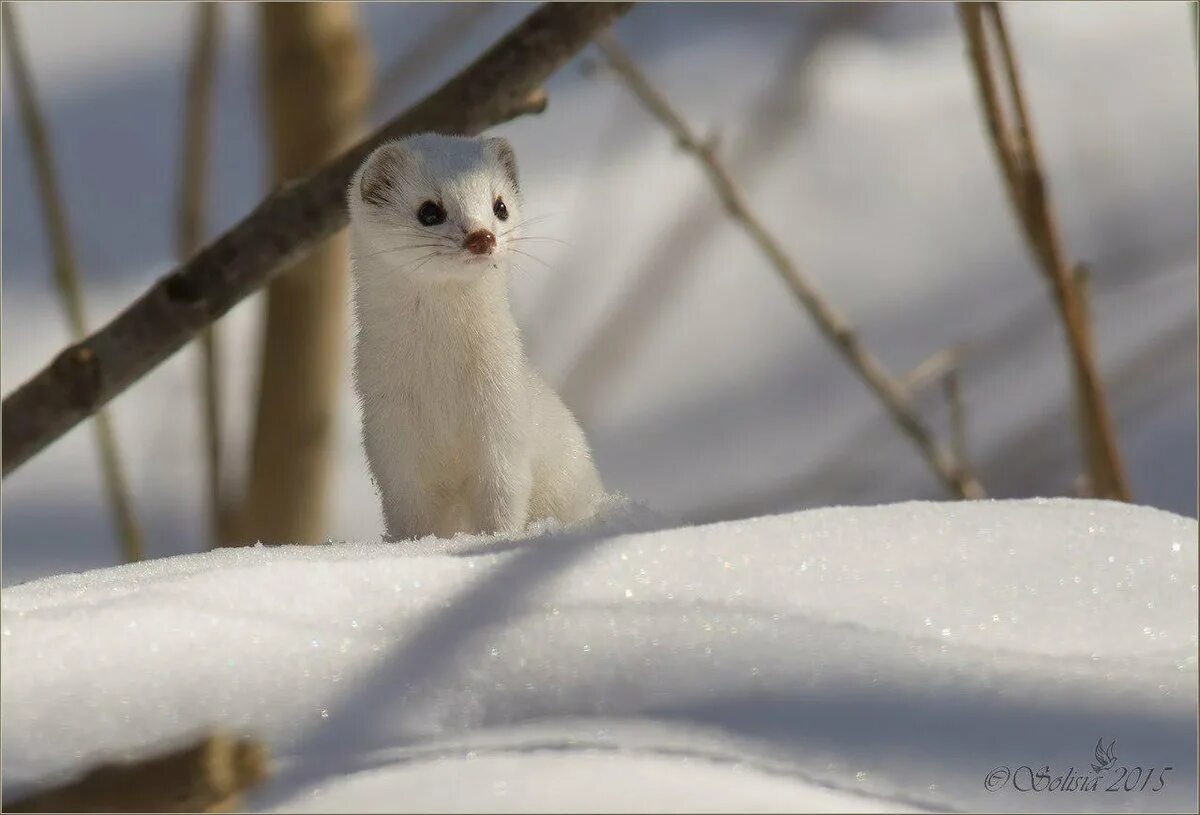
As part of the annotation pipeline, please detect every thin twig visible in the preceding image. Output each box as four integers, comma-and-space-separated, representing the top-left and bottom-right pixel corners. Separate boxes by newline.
900, 346, 962, 395
944, 366, 971, 480
560, 4, 880, 421
2, 4, 145, 561
177, 2, 227, 549
4, 733, 269, 813
1070, 261, 1098, 496
596, 33, 984, 500
2, 2, 632, 477
958, 2, 1131, 500
904, 345, 976, 482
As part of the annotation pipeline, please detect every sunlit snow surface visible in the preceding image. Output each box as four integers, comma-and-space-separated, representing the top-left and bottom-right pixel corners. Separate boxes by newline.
3, 498, 1195, 812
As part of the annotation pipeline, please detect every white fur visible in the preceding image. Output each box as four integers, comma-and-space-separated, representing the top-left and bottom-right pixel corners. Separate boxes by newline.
348, 133, 605, 541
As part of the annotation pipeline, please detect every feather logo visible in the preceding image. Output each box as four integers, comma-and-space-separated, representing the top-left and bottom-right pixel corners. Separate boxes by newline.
1090, 738, 1118, 773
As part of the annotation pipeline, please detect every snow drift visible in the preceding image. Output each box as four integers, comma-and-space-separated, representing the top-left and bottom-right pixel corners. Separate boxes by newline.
2, 497, 1195, 812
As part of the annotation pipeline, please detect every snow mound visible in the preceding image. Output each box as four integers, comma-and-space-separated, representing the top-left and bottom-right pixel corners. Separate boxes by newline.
2, 498, 1196, 812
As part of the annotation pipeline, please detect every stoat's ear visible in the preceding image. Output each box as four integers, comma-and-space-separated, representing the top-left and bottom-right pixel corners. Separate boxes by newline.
486, 137, 519, 194
359, 141, 408, 208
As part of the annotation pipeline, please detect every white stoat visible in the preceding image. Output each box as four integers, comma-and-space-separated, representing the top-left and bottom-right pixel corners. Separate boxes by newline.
347, 132, 605, 541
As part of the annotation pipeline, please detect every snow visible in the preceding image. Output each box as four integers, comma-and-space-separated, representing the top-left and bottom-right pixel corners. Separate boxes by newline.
2, 2, 1197, 587
261, 748, 921, 814
3, 498, 1196, 812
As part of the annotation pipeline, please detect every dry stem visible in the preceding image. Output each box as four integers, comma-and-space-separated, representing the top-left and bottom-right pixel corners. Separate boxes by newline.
958, 2, 1131, 500
596, 33, 984, 500
900, 346, 962, 395
2, 4, 145, 561
177, 2, 227, 548
236, 2, 373, 546
944, 366, 971, 481
560, 5, 879, 421
902, 345, 975, 476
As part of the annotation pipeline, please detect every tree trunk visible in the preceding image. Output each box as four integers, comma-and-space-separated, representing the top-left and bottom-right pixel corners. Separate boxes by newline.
238, 3, 371, 545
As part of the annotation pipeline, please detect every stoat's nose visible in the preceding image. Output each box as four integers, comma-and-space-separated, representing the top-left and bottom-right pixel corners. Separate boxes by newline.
464, 229, 496, 256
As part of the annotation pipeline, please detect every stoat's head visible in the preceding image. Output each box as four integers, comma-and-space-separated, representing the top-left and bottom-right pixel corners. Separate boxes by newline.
348, 133, 522, 283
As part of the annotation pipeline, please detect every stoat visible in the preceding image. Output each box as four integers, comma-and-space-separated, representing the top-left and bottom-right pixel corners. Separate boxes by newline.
347, 133, 605, 541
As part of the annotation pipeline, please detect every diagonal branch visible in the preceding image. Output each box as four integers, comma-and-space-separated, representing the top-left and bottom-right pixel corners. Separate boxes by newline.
958, 2, 1131, 501
2, 2, 632, 478
900, 346, 963, 394
2, 4, 146, 561
595, 33, 984, 500
176, 2, 227, 549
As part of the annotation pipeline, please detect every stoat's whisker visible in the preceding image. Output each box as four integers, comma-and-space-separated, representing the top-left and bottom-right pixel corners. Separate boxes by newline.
508, 247, 554, 271
394, 231, 456, 246
402, 250, 442, 267
364, 219, 456, 243
362, 243, 453, 260
405, 252, 445, 277
381, 250, 443, 275
363, 234, 457, 251
399, 224, 451, 238
498, 214, 556, 238
508, 235, 573, 248
514, 210, 563, 224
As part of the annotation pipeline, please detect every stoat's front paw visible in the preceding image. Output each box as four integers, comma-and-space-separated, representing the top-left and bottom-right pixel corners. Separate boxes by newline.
473, 474, 532, 537
475, 502, 526, 537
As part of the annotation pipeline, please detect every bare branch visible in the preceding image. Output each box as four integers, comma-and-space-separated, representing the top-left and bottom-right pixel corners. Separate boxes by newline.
900, 346, 963, 395
903, 345, 979, 489
2, 2, 632, 477
2, 4, 146, 560
1070, 261, 1105, 497
4, 733, 269, 813
958, 2, 1131, 500
176, 2, 227, 549
559, 5, 880, 421
944, 366, 971, 481
595, 33, 984, 500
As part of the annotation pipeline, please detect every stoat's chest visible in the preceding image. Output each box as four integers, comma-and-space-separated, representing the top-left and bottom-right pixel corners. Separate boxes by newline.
355, 289, 528, 454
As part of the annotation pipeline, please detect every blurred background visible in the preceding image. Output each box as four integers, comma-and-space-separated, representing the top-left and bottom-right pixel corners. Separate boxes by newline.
2, 1, 1196, 586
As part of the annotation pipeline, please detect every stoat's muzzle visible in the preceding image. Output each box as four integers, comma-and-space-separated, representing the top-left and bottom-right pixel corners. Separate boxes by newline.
463, 229, 496, 256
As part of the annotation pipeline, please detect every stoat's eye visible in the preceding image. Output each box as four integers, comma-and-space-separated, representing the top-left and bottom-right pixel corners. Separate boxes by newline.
493, 197, 509, 221
417, 201, 446, 226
